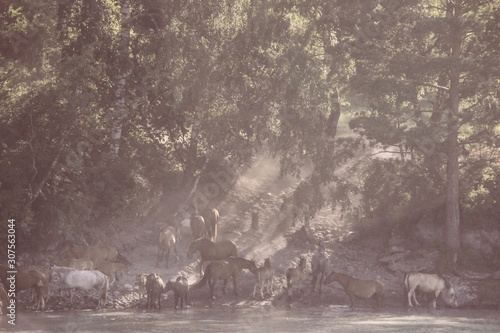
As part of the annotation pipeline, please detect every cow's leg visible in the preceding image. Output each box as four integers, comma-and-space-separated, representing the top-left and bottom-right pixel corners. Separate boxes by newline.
311, 274, 317, 293
165, 248, 170, 268
412, 288, 420, 306
156, 248, 162, 268
209, 278, 216, 299
232, 276, 238, 296
407, 289, 414, 307
173, 242, 179, 262
222, 279, 228, 294
318, 272, 325, 294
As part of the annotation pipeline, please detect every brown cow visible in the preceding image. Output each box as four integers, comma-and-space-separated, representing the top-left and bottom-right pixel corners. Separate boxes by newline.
30, 267, 52, 310
164, 276, 189, 309
146, 273, 165, 310
0, 265, 47, 310
95, 261, 130, 285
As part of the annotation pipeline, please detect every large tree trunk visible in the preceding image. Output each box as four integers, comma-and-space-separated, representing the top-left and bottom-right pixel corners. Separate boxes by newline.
445, 0, 462, 259
181, 108, 202, 188
109, 0, 130, 156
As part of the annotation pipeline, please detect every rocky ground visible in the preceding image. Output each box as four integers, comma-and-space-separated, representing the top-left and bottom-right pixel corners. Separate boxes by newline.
13, 156, 500, 312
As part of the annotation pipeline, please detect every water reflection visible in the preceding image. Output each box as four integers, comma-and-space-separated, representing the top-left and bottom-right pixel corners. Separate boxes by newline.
1, 306, 499, 332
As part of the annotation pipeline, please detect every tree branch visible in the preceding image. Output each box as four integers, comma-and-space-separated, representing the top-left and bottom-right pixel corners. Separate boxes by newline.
26, 131, 68, 207
416, 82, 450, 91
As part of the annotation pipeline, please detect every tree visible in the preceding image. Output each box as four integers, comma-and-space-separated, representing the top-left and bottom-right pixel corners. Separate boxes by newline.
348, 0, 500, 261
109, 0, 131, 156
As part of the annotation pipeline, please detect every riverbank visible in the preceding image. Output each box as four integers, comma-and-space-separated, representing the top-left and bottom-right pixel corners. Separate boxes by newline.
11, 156, 500, 312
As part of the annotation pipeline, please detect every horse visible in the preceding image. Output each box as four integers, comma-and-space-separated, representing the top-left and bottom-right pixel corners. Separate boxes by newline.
135, 273, 148, 300
190, 215, 206, 240
190, 257, 257, 299
187, 238, 237, 275
404, 272, 458, 309
252, 258, 275, 299
311, 239, 332, 294
60, 241, 118, 264
56, 258, 95, 270
286, 257, 306, 301
204, 208, 219, 242
0, 265, 47, 310
51, 265, 109, 309
95, 260, 130, 285
164, 276, 189, 309
323, 272, 384, 309
145, 273, 165, 310
156, 227, 179, 268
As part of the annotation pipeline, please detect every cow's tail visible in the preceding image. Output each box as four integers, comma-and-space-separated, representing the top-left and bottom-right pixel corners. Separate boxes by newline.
403, 273, 410, 306
286, 269, 292, 298
102, 275, 109, 305
190, 265, 211, 290
441, 274, 452, 290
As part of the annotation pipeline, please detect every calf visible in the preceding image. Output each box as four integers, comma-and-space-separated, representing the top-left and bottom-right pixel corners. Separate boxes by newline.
286, 257, 306, 301
165, 276, 189, 309
253, 258, 275, 299
146, 273, 165, 309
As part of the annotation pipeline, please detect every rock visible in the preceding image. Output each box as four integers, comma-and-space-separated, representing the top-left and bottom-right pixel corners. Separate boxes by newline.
379, 251, 408, 264
462, 230, 500, 261
491, 270, 500, 280
390, 246, 407, 254
123, 284, 134, 291
415, 219, 444, 245
340, 231, 358, 243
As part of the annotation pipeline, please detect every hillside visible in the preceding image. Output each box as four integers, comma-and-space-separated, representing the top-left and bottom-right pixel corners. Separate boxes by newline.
16, 155, 500, 311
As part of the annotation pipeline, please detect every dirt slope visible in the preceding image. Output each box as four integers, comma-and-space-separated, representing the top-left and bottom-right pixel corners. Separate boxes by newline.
18, 155, 496, 311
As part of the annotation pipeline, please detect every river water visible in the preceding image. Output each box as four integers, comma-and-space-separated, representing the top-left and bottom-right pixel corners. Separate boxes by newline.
1, 306, 499, 332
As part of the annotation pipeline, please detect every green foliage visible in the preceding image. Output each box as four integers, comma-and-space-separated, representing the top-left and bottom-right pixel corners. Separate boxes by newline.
1, 0, 499, 247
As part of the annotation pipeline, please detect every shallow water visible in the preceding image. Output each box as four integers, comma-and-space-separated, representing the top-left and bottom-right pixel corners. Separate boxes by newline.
1, 306, 499, 332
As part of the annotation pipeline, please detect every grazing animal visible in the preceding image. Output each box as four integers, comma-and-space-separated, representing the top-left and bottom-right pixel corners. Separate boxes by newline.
51, 265, 108, 309
204, 208, 219, 242
135, 273, 148, 300
95, 260, 130, 285
404, 272, 458, 309
60, 241, 118, 264
323, 272, 384, 309
187, 238, 237, 275
190, 215, 206, 240
190, 257, 257, 299
311, 239, 332, 294
252, 258, 275, 299
31, 267, 52, 310
286, 257, 307, 301
156, 227, 179, 268
164, 276, 189, 309
0, 265, 47, 310
1, 285, 8, 315
56, 258, 95, 270
145, 273, 165, 310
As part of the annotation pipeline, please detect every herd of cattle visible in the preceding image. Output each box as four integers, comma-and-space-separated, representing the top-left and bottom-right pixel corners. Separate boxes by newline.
0, 208, 460, 314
